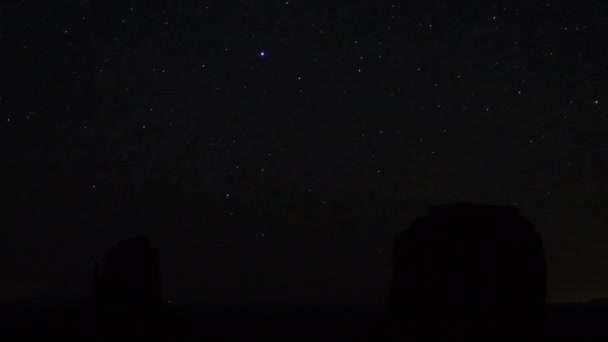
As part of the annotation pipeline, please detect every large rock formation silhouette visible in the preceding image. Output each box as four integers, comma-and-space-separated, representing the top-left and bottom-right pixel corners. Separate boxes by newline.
389, 203, 546, 338
91, 236, 162, 306
90, 236, 163, 337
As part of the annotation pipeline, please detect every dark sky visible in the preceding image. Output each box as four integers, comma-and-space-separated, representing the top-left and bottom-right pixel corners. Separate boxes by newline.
2, 0, 608, 303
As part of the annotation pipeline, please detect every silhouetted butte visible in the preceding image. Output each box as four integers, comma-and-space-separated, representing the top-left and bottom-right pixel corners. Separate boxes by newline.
389, 203, 546, 338
90, 236, 163, 337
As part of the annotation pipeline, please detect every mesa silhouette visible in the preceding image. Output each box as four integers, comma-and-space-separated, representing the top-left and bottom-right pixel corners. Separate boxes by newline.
89, 236, 164, 338
389, 203, 547, 338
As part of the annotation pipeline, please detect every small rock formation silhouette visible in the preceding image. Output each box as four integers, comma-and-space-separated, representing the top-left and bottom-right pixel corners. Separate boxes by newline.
90, 236, 163, 337
389, 203, 546, 338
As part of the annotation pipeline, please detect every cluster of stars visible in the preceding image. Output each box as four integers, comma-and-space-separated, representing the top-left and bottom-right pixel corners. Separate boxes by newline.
6, 1, 606, 234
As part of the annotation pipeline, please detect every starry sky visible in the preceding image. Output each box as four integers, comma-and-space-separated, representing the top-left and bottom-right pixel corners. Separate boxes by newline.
2, 0, 608, 304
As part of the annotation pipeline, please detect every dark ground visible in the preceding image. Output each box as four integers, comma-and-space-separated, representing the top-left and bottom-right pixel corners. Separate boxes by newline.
2, 302, 607, 340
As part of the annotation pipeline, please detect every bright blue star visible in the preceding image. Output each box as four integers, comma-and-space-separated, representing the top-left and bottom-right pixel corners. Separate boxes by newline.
259, 51, 266, 57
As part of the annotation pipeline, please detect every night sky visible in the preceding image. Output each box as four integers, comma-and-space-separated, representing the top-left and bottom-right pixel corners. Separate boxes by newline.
3, 0, 608, 304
